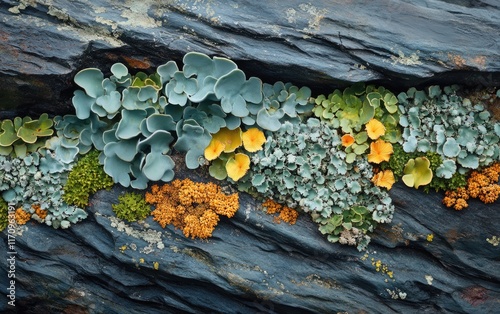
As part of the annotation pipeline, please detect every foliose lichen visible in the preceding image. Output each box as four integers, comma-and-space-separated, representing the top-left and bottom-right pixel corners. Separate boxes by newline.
0, 149, 86, 229
238, 118, 394, 250
398, 85, 500, 177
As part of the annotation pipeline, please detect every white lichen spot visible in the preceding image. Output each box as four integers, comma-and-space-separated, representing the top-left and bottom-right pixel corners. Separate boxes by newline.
121, 0, 162, 28
425, 275, 434, 285
8, 0, 36, 14
298, 3, 328, 35
94, 7, 106, 14
108, 215, 164, 254
486, 236, 499, 246
285, 8, 297, 23
391, 50, 423, 66
95, 16, 118, 31
386, 288, 407, 300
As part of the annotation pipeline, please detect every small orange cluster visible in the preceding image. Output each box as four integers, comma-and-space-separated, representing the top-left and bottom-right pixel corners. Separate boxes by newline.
443, 163, 500, 210
32, 204, 48, 219
145, 178, 239, 239
262, 199, 299, 225
15, 208, 31, 225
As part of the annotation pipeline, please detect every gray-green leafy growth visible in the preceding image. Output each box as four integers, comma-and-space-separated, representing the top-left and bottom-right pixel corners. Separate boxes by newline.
398, 85, 500, 177
238, 118, 394, 250
0, 114, 54, 158
0, 149, 86, 229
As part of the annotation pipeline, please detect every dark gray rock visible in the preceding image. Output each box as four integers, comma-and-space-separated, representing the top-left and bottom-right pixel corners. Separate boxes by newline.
1, 166, 499, 313
1, 0, 500, 116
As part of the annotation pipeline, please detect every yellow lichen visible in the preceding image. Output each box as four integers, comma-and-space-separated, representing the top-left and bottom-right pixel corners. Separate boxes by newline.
204, 139, 225, 161
241, 128, 266, 152
365, 118, 386, 140
371, 258, 394, 279
146, 179, 239, 239
371, 169, 395, 190
226, 153, 250, 181
367, 139, 393, 164
211, 127, 242, 153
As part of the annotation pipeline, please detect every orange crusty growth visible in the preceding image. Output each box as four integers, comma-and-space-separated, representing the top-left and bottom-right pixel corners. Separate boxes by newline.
262, 199, 299, 225
145, 178, 239, 239
15, 208, 31, 225
32, 204, 48, 219
443, 162, 500, 210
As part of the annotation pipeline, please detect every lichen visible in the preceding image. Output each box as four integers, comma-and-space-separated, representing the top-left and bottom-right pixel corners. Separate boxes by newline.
443, 162, 500, 210
262, 199, 299, 225
146, 178, 239, 239
15, 208, 31, 225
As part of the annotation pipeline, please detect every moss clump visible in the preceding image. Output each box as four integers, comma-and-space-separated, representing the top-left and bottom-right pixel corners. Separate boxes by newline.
112, 192, 151, 222
63, 150, 114, 208
0, 197, 9, 231
381, 143, 410, 178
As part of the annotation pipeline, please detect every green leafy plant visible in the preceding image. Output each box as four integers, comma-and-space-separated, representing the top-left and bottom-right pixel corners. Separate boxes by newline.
63, 150, 114, 208
0, 114, 54, 158
312, 83, 401, 163
112, 192, 151, 222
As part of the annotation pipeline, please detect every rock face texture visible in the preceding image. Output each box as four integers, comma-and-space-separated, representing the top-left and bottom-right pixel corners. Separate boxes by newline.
1, 167, 499, 314
1, 0, 500, 117
1, 1, 500, 313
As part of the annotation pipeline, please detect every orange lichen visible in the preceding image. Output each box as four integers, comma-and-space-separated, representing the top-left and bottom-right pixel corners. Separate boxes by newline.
365, 118, 386, 140
443, 163, 500, 210
341, 134, 355, 147
367, 139, 393, 164
32, 204, 47, 219
145, 178, 239, 239
262, 199, 299, 225
371, 169, 395, 190
15, 208, 31, 225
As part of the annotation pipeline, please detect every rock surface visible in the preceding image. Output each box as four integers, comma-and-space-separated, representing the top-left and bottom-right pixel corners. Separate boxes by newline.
1, 165, 499, 314
1, 1, 500, 313
1, 0, 500, 117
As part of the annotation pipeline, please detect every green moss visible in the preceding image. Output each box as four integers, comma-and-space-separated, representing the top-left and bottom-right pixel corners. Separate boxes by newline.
0, 197, 8, 232
112, 192, 151, 222
425, 172, 467, 193
381, 143, 410, 178
62, 150, 114, 207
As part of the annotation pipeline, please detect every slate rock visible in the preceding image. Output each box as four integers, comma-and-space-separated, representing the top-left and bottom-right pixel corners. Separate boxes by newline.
1, 173, 499, 313
1, 0, 500, 117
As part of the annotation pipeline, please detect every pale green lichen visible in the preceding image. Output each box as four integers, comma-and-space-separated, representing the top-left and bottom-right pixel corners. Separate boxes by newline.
486, 236, 499, 246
